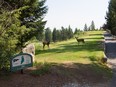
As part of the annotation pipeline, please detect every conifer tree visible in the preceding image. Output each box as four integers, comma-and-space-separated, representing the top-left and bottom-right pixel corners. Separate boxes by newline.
67, 25, 73, 39
61, 26, 67, 40
52, 28, 57, 42
90, 20, 95, 30
56, 30, 61, 41
45, 28, 52, 42
0, 0, 48, 69
84, 24, 88, 31
106, 0, 116, 35
4, 0, 48, 48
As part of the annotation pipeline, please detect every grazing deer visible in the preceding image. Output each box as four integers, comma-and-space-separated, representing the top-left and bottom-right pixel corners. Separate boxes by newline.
75, 37, 85, 44
43, 41, 50, 49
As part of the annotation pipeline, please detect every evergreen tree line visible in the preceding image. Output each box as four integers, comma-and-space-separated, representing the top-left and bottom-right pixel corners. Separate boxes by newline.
37, 26, 83, 43
41, 26, 74, 43
83, 20, 98, 31
105, 0, 116, 35
39, 23, 100, 43
0, 0, 47, 69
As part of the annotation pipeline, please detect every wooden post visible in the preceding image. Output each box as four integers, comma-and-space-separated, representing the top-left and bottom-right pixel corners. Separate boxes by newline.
21, 69, 24, 74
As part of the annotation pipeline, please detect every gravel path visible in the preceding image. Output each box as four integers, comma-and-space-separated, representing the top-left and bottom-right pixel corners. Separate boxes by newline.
104, 32, 116, 87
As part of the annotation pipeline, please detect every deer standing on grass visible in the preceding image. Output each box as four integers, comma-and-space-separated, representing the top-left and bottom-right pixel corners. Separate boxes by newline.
43, 41, 50, 49
75, 37, 85, 44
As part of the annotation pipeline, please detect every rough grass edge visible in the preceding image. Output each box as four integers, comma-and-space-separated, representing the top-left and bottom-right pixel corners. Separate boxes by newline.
30, 61, 51, 76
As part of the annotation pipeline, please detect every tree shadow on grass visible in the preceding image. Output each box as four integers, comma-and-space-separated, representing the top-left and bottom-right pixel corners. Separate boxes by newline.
84, 37, 104, 40
89, 34, 103, 36
35, 40, 103, 55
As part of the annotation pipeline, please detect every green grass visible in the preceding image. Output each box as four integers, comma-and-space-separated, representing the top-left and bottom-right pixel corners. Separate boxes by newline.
32, 31, 112, 78
35, 31, 104, 64
30, 62, 51, 76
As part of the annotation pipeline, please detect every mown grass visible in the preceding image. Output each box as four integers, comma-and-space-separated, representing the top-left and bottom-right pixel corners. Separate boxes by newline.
35, 31, 104, 63
32, 31, 112, 78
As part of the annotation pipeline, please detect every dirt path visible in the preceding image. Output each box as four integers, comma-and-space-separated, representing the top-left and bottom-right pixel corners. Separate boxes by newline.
0, 65, 110, 87
104, 32, 116, 87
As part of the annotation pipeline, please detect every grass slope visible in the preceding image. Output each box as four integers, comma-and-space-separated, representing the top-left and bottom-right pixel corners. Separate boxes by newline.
33, 31, 112, 80
0, 31, 112, 87
35, 31, 104, 64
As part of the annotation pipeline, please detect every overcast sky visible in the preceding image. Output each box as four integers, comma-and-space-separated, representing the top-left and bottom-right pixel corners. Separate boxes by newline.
44, 0, 110, 30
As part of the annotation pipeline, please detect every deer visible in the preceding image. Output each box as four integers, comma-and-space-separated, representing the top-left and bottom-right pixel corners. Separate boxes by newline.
43, 40, 50, 49
75, 37, 85, 44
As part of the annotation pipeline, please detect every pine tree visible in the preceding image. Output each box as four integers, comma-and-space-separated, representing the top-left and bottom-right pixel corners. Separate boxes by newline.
74, 28, 80, 34
0, 0, 48, 69
4, 0, 48, 48
106, 0, 116, 35
74, 28, 78, 34
61, 27, 67, 40
84, 24, 88, 31
45, 28, 52, 42
56, 30, 61, 41
90, 20, 95, 30
0, 2, 27, 69
67, 25, 73, 39
52, 28, 57, 42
